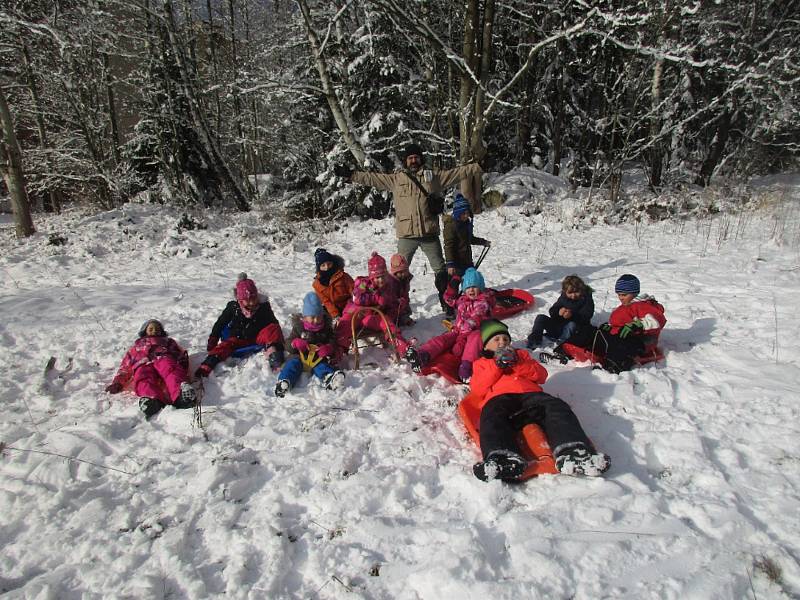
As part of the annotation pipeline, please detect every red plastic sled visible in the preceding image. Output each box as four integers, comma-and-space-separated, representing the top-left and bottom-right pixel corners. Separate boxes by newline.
457, 391, 558, 479
420, 351, 463, 385
491, 288, 535, 320
561, 342, 665, 366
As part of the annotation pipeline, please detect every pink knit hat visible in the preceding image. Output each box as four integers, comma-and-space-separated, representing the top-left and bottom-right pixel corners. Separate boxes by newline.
389, 254, 409, 276
367, 252, 388, 278
235, 273, 258, 301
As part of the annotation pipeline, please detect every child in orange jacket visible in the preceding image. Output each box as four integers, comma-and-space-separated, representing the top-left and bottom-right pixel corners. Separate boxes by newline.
469, 319, 609, 481
312, 248, 355, 322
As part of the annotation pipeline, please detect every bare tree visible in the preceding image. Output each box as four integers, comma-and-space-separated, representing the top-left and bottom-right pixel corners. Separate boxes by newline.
0, 85, 35, 237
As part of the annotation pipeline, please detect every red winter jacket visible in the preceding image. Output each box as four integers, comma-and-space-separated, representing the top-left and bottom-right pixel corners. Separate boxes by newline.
469, 349, 549, 411
112, 336, 188, 387
608, 296, 666, 342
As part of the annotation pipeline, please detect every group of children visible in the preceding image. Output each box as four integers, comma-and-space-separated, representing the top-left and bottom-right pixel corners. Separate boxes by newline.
104, 196, 667, 484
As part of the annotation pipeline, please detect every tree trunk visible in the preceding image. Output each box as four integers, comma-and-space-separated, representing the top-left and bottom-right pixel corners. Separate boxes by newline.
694, 109, 731, 187
648, 57, 665, 187
0, 86, 35, 238
297, 0, 365, 165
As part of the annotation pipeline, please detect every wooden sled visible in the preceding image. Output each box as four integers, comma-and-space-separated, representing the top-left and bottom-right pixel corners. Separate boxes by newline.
457, 391, 558, 479
350, 306, 400, 370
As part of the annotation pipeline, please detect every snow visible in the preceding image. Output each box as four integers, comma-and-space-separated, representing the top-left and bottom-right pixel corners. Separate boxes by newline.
1, 172, 800, 599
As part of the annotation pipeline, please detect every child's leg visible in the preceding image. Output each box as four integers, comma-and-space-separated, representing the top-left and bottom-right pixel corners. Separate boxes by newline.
311, 360, 336, 381
460, 330, 483, 363
277, 356, 304, 388
478, 394, 526, 459
556, 321, 578, 345
603, 335, 645, 373
514, 392, 594, 455
133, 364, 169, 403
419, 331, 458, 361
334, 314, 354, 353
527, 314, 551, 345
152, 356, 189, 403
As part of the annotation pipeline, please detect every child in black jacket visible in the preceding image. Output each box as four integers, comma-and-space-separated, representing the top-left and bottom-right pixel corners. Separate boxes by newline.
195, 273, 285, 377
527, 275, 594, 349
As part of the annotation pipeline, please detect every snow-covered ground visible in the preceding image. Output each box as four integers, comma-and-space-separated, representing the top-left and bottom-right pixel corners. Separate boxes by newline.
1, 171, 799, 599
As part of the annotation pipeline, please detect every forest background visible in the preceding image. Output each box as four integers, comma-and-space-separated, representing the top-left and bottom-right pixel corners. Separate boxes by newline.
1, 0, 798, 235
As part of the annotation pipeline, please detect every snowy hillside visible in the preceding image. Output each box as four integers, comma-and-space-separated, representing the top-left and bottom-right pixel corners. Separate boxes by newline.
1, 172, 799, 599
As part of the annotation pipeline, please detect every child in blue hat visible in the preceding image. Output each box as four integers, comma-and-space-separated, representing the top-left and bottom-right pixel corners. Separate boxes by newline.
275, 292, 344, 397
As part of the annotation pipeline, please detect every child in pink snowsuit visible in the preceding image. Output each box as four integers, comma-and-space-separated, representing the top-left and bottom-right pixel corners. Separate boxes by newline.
105, 319, 197, 419
388, 253, 414, 326
407, 267, 494, 382
335, 252, 412, 355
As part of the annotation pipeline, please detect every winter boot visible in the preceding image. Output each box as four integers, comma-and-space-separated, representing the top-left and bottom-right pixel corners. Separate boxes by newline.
473, 450, 527, 482
539, 346, 569, 365
404, 347, 429, 373
323, 370, 345, 391
526, 333, 543, 349
139, 397, 164, 419
274, 379, 291, 398
174, 382, 197, 409
555, 445, 610, 477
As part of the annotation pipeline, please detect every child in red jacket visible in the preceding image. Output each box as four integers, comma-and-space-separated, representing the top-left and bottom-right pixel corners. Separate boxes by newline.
105, 319, 197, 419
470, 319, 609, 481
558, 274, 666, 373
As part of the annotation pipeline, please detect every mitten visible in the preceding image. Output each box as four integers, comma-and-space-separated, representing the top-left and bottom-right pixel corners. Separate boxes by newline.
291, 338, 309, 353
105, 382, 123, 394
316, 343, 333, 358
495, 347, 518, 369
207, 336, 219, 351
619, 320, 643, 339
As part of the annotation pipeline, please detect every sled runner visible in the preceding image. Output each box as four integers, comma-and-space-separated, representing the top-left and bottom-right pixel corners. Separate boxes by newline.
350, 306, 400, 370
457, 391, 558, 479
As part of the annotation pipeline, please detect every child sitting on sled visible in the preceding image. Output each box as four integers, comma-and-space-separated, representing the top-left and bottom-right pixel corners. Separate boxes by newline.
312, 248, 354, 323
105, 319, 197, 419
526, 274, 594, 349
469, 319, 609, 481
555, 274, 666, 373
275, 292, 345, 397
334, 252, 412, 356
388, 253, 414, 326
443, 193, 490, 278
195, 274, 285, 378
405, 267, 494, 382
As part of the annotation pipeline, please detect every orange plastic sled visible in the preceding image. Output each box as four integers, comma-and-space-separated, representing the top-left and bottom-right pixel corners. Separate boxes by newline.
419, 351, 463, 385
457, 391, 558, 479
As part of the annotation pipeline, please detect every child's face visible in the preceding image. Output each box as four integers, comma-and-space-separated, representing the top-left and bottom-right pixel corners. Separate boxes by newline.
319, 261, 334, 272
484, 333, 511, 353
564, 288, 582, 301
464, 286, 480, 299
303, 314, 323, 327
617, 292, 636, 306
393, 270, 410, 281
240, 296, 259, 312
457, 211, 471, 222
372, 274, 386, 288
145, 322, 162, 336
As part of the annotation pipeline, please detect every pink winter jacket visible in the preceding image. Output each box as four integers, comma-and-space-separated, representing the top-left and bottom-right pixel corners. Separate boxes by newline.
112, 336, 188, 387
342, 275, 401, 321
445, 288, 496, 334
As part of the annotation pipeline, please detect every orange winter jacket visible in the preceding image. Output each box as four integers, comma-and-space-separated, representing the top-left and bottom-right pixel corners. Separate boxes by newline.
313, 270, 355, 319
469, 349, 549, 411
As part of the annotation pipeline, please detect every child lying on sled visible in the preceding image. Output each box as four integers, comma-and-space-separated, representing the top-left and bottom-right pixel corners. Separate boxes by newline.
275, 292, 344, 397
469, 319, 609, 482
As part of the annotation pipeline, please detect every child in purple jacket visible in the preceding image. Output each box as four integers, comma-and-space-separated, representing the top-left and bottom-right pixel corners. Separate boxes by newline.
105, 319, 197, 419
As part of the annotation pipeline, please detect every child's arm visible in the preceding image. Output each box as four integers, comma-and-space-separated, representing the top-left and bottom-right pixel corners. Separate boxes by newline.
166, 338, 189, 370
549, 295, 565, 319
107, 348, 135, 392
469, 357, 504, 399
210, 301, 237, 339
352, 277, 378, 306
509, 350, 549, 384
574, 294, 595, 324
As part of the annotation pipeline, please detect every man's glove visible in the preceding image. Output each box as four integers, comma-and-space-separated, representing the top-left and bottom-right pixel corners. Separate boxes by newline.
105, 382, 123, 394
619, 320, 643, 339
495, 347, 518, 369
291, 338, 309, 353
333, 164, 353, 180
207, 336, 219, 351
447, 275, 462, 292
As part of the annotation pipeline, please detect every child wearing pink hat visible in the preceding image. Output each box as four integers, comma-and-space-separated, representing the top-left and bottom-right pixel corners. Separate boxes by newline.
388, 253, 414, 326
